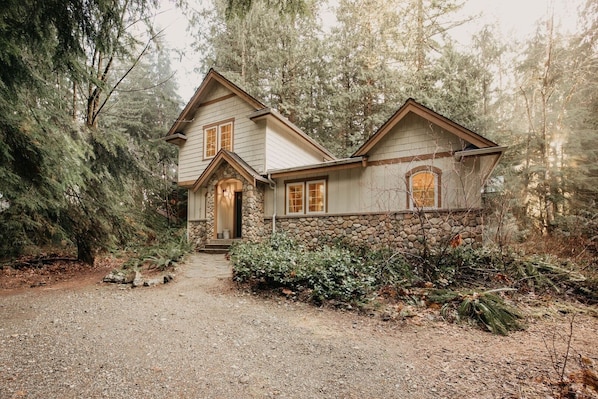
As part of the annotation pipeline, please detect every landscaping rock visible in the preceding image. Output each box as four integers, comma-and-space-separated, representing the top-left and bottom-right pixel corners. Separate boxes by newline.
132, 271, 143, 287
103, 271, 126, 284
143, 278, 162, 287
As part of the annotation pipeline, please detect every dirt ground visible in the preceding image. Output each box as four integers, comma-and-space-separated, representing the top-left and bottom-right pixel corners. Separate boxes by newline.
1, 253, 597, 398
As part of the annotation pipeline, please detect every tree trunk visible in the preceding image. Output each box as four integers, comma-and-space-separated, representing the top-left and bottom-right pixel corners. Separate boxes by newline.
77, 236, 95, 265
416, 0, 425, 73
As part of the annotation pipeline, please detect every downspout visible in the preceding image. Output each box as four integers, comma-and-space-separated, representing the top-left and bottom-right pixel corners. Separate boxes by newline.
268, 173, 276, 234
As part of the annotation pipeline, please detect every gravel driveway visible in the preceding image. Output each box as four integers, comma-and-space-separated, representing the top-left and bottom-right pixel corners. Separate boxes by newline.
1, 253, 596, 398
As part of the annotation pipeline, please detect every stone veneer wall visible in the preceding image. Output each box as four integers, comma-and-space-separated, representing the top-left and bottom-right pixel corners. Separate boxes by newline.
188, 220, 208, 250
188, 163, 266, 250
266, 209, 483, 252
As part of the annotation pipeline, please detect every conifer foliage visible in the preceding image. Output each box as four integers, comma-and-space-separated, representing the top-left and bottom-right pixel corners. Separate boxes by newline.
0, 0, 181, 263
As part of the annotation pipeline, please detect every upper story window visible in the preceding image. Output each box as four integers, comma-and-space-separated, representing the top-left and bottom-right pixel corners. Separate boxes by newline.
286, 178, 327, 215
406, 166, 442, 209
204, 119, 234, 159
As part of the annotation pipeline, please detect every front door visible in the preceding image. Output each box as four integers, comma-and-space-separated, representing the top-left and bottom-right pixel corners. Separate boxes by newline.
234, 191, 242, 238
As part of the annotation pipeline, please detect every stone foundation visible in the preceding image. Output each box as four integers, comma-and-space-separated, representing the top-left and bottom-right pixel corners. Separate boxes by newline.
190, 209, 483, 252
266, 209, 483, 252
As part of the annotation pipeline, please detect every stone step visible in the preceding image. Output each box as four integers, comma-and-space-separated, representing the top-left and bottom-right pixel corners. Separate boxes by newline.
207, 239, 237, 246
199, 238, 242, 254
200, 247, 230, 255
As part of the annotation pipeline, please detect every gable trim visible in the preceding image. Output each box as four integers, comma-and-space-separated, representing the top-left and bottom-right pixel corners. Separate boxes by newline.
192, 149, 269, 192
166, 69, 265, 136
197, 93, 236, 108
353, 99, 498, 157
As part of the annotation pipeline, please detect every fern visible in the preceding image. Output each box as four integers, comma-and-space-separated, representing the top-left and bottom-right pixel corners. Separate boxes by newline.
458, 291, 524, 335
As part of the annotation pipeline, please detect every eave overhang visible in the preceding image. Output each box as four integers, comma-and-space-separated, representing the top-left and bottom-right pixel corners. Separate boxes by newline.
192, 150, 270, 192
164, 133, 187, 146
454, 146, 507, 184
453, 146, 507, 160
268, 157, 365, 179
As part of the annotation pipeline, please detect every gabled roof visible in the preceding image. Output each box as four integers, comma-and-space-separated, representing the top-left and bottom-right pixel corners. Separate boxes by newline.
352, 98, 499, 157
192, 149, 270, 192
165, 69, 335, 161
166, 69, 265, 136
250, 108, 336, 161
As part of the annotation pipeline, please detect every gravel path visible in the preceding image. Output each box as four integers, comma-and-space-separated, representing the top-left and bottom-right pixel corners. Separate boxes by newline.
1, 254, 597, 398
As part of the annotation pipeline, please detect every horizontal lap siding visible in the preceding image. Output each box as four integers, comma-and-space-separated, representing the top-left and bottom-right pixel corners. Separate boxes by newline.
178, 95, 265, 183
265, 124, 325, 171
367, 113, 464, 162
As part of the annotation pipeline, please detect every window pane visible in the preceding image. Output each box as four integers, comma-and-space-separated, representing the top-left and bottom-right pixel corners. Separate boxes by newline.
412, 172, 435, 208
220, 124, 232, 151
307, 181, 325, 213
205, 127, 217, 157
288, 184, 303, 213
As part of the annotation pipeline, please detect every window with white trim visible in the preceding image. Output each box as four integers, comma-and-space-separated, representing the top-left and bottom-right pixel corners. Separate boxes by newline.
307, 180, 326, 213
287, 183, 304, 214
286, 179, 327, 214
204, 120, 234, 159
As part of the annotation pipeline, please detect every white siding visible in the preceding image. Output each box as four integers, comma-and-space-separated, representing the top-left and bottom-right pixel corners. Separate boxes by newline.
187, 188, 206, 221
264, 122, 325, 171
177, 94, 265, 183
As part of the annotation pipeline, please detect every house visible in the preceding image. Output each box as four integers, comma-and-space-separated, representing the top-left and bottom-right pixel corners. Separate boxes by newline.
165, 69, 505, 252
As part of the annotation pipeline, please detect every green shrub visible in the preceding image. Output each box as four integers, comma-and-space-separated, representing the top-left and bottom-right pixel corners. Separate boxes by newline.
231, 233, 410, 304
122, 228, 191, 271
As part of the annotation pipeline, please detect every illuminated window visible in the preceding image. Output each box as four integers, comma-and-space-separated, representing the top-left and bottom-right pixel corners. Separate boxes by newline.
220, 123, 232, 151
411, 172, 437, 208
307, 180, 325, 213
204, 120, 234, 159
286, 179, 327, 214
204, 127, 217, 158
287, 183, 304, 214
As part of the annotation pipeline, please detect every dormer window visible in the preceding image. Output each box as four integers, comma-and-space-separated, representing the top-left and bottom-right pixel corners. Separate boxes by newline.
204, 119, 234, 159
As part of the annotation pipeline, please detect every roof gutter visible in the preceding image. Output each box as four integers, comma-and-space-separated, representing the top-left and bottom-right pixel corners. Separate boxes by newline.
268, 157, 364, 178
453, 146, 507, 160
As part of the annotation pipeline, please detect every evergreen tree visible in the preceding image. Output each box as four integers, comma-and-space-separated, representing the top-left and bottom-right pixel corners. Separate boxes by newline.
325, 0, 404, 155
0, 0, 185, 263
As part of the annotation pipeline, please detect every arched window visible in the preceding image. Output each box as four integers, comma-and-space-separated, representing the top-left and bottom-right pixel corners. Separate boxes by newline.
406, 167, 442, 209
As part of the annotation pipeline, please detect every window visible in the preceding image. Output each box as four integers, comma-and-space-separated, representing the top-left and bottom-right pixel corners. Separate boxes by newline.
204, 120, 234, 159
412, 172, 436, 208
220, 123, 232, 151
406, 166, 441, 209
287, 183, 304, 214
307, 180, 325, 213
286, 179, 327, 214
205, 127, 217, 158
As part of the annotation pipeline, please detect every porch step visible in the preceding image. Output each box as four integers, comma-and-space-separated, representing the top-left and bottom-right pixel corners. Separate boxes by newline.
199, 239, 240, 254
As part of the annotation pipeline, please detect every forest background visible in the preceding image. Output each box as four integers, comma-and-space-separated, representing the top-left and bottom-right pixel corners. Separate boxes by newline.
0, 0, 596, 266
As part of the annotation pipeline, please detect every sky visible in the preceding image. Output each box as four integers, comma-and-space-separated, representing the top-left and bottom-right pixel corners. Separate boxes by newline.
155, 0, 583, 101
